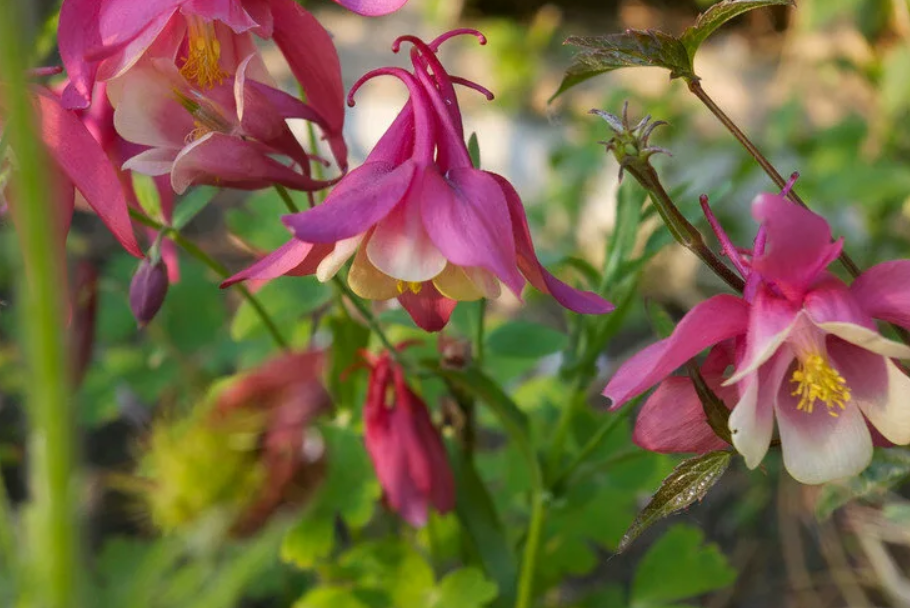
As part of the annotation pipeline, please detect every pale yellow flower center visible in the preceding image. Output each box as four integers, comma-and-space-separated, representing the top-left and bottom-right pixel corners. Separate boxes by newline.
396, 280, 423, 295
180, 16, 229, 89
790, 353, 851, 417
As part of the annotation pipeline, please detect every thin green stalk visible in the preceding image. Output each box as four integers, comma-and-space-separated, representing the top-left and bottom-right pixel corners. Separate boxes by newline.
129, 210, 289, 350
474, 299, 487, 364
274, 184, 300, 213
0, 473, 18, 579
545, 381, 586, 479
516, 493, 546, 608
330, 277, 406, 366
0, 3, 82, 606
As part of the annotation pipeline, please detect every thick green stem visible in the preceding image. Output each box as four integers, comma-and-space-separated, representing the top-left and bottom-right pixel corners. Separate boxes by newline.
129, 210, 289, 350
0, 4, 82, 606
515, 493, 546, 608
627, 163, 745, 292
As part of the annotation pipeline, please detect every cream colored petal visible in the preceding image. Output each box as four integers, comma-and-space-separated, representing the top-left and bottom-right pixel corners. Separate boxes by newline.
818, 322, 910, 359
316, 234, 363, 282
433, 264, 483, 301
465, 267, 502, 300
348, 242, 399, 300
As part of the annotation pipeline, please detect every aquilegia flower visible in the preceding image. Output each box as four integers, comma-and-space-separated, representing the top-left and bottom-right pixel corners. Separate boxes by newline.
223, 30, 612, 331
603, 186, 910, 484
362, 349, 454, 527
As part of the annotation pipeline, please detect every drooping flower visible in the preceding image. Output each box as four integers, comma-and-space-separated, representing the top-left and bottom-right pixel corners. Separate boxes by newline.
222, 31, 613, 331
362, 350, 454, 527
58, 0, 400, 169
143, 350, 329, 536
108, 58, 330, 194
603, 185, 910, 484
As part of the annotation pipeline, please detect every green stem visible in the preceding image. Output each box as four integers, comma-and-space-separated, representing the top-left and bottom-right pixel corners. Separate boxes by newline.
0, 4, 82, 606
516, 493, 546, 608
474, 299, 487, 365
545, 381, 586, 479
627, 163, 745, 293
129, 209, 289, 350
274, 184, 300, 213
330, 277, 407, 364
0, 471, 17, 582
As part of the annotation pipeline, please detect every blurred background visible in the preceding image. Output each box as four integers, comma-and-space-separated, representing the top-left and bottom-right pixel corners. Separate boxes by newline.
5, 0, 910, 606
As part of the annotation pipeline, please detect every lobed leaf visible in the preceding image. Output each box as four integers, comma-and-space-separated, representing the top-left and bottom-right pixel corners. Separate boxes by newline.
553, 30, 693, 100
680, 0, 794, 58
618, 450, 732, 552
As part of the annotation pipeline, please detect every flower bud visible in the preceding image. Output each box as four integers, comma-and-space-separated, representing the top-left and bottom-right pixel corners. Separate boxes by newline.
129, 257, 169, 326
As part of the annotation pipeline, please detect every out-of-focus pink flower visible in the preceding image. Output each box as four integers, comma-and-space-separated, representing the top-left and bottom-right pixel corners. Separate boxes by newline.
363, 350, 454, 527
59, 0, 357, 169
1, 86, 142, 258
223, 31, 612, 331
603, 186, 910, 484
108, 58, 330, 194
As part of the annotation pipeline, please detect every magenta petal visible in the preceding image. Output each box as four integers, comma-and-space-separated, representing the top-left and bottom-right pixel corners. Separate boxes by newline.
183, 0, 259, 32
398, 283, 457, 332
751, 193, 842, 300
283, 160, 416, 244
170, 132, 326, 194
35, 90, 142, 257
633, 376, 730, 454
803, 274, 875, 329
419, 167, 525, 297
332, 0, 408, 15
726, 284, 799, 384
241, 0, 274, 37
269, 0, 346, 168
603, 294, 750, 409
221, 239, 321, 288
850, 260, 910, 328
97, 0, 179, 48
59, 0, 102, 109
496, 174, 613, 314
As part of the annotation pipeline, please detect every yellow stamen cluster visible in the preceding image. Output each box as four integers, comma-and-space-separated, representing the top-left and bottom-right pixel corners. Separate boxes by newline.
790, 353, 851, 417
180, 17, 229, 88
396, 280, 423, 295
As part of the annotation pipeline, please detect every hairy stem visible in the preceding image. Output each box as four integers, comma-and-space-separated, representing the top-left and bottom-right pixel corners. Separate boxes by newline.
0, 4, 82, 605
626, 163, 745, 292
129, 210, 289, 350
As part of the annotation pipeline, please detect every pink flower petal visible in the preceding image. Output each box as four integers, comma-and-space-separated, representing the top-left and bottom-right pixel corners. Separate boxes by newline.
828, 339, 910, 445
332, 0, 409, 15
183, 0, 259, 32
725, 285, 800, 385
95, 12, 180, 81
775, 370, 873, 484
283, 160, 416, 244
603, 294, 750, 409
59, 0, 102, 109
220, 239, 328, 288
34, 90, 142, 257
398, 283, 457, 332
633, 376, 730, 454
111, 63, 196, 149
850, 260, 910, 329
419, 167, 525, 297
122, 147, 179, 175
368, 193, 447, 283
170, 132, 326, 194
496, 173, 613, 314
751, 193, 842, 300
241, 0, 274, 37
729, 348, 793, 468
97, 0, 179, 51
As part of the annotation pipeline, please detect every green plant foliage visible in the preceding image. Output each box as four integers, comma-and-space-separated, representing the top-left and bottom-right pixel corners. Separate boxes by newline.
630, 525, 737, 607
230, 276, 330, 342
484, 321, 568, 358
679, 0, 794, 57
816, 448, 910, 520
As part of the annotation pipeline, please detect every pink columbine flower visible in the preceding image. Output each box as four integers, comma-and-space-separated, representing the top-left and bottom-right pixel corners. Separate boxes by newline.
603, 183, 910, 484
59, 0, 355, 169
108, 58, 330, 194
362, 350, 454, 527
222, 31, 613, 331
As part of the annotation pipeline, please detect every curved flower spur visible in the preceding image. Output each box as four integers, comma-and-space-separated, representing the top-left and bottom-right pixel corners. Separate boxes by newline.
603, 175, 910, 485
225, 30, 613, 331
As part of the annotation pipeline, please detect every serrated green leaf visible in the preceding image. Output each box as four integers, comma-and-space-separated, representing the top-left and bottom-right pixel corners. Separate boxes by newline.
172, 186, 218, 230
680, 0, 794, 58
553, 30, 693, 100
631, 525, 736, 607
485, 321, 568, 359
816, 448, 910, 520
619, 451, 731, 552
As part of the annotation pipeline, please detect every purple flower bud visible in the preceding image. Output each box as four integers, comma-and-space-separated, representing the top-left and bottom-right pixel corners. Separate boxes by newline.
130, 258, 169, 326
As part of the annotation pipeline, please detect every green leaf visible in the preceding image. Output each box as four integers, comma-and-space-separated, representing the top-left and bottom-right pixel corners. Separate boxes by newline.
230, 276, 330, 342
327, 315, 371, 409
280, 514, 336, 570
645, 300, 676, 339
816, 448, 910, 520
619, 451, 732, 552
680, 0, 793, 58
294, 588, 371, 608
434, 568, 498, 608
631, 525, 736, 607
449, 444, 518, 607
172, 186, 218, 230
485, 321, 568, 359
553, 30, 693, 100
132, 173, 163, 224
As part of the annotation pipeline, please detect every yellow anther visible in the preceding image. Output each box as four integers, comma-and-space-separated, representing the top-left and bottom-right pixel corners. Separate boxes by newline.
396, 280, 423, 295
179, 16, 229, 88
790, 353, 851, 417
